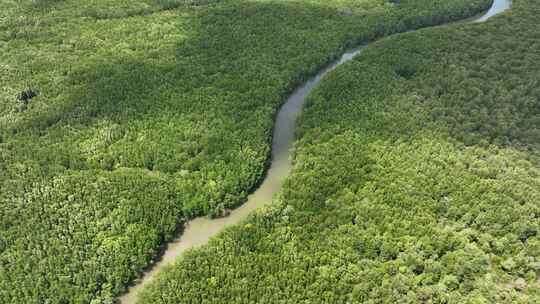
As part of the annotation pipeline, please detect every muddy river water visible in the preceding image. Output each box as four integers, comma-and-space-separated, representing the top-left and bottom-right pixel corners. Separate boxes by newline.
119, 1, 511, 302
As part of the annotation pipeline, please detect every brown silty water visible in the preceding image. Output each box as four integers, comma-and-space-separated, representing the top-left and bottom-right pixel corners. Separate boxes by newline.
119, 1, 511, 302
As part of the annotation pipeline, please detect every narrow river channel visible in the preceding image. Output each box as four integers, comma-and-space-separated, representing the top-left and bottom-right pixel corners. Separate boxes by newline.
119, 1, 511, 302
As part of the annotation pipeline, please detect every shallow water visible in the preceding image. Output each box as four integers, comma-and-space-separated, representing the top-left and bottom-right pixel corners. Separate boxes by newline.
475, 0, 511, 22
118, 1, 511, 302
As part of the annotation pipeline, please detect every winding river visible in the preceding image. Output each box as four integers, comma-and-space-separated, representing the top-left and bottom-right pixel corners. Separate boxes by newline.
119, 1, 511, 302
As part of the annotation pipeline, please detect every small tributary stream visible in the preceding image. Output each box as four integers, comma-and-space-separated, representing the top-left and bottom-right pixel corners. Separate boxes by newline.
119, 1, 511, 302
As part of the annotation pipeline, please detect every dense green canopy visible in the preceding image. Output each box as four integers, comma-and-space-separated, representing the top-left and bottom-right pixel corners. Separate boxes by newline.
0, 0, 494, 303
140, 0, 540, 303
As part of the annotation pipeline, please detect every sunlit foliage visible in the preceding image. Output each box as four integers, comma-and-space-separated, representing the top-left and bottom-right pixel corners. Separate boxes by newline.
140, 0, 540, 303
0, 0, 493, 302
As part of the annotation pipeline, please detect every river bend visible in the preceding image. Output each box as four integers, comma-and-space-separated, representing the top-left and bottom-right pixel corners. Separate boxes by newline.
119, 1, 511, 302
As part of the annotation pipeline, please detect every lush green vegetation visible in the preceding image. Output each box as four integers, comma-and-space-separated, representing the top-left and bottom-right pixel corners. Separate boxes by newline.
0, 0, 494, 302
140, 0, 540, 303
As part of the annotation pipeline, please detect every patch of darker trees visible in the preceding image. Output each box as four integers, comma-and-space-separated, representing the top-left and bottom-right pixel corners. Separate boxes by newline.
17, 88, 38, 111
